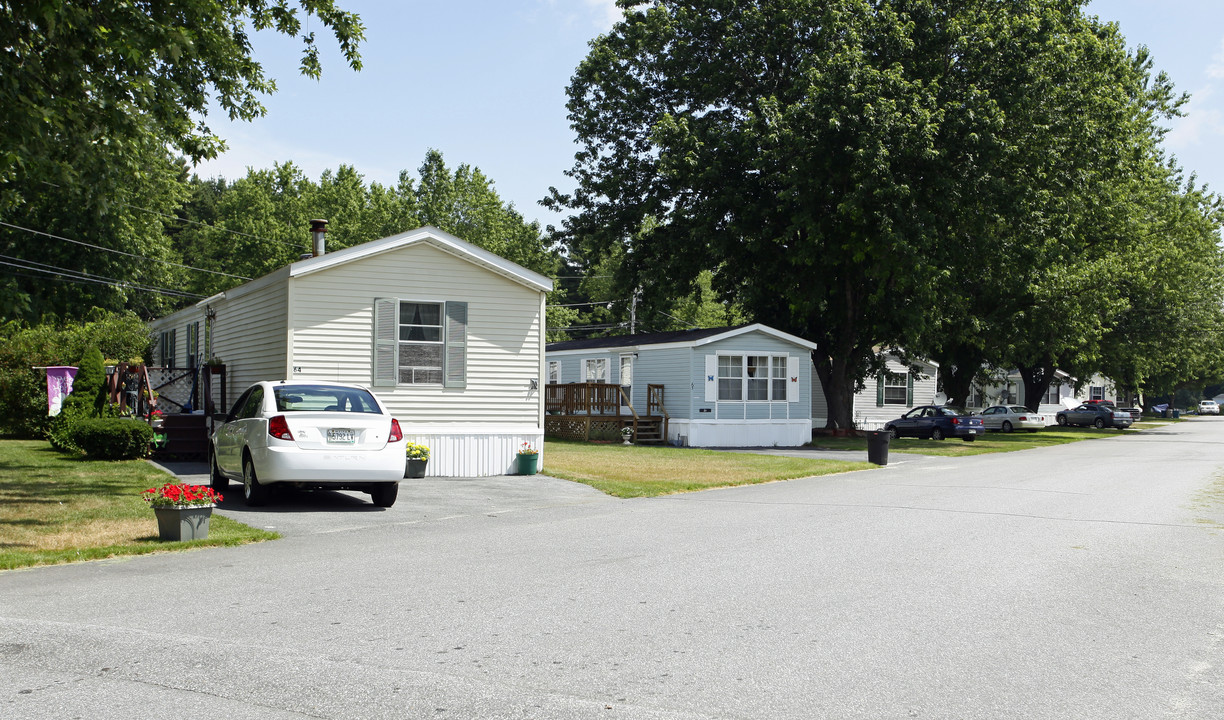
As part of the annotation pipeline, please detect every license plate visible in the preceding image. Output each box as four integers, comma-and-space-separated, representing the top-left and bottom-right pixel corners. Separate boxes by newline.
968, 429, 980, 434
327, 428, 356, 444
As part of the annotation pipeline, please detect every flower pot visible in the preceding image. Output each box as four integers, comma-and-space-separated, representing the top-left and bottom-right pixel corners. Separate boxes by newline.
517, 453, 538, 475
405, 458, 428, 478
152, 505, 213, 542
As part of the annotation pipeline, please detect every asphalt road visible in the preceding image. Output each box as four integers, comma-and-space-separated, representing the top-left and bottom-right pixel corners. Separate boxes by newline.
3, 420, 1223, 719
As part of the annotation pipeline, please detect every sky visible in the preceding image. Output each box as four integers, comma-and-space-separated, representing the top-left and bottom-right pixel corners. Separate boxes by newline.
193, 1, 1224, 231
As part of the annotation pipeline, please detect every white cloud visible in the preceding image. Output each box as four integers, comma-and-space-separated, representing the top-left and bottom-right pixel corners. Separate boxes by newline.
541, 0, 623, 34
1209, 35, 1224, 79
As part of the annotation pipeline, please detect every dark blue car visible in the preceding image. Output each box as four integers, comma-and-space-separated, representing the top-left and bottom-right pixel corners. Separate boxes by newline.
884, 405, 984, 442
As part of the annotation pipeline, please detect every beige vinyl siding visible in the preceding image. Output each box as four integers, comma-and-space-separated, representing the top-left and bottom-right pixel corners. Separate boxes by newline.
289, 243, 543, 425
211, 276, 290, 393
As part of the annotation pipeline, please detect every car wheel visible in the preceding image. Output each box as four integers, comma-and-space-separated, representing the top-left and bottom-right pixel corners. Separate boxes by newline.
243, 455, 269, 507
1093, 418, 1105, 429
370, 482, 399, 508
886, 425, 899, 440
210, 449, 228, 491
1002, 421, 1013, 433
931, 427, 945, 441
1057, 415, 1067, 426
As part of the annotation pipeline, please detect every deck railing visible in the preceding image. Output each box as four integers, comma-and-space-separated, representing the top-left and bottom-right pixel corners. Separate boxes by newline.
545, 382, 635, 417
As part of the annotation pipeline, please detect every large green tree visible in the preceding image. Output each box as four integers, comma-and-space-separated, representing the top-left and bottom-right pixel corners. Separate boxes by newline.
0, 0, 364, 321
549, 0, 1190, 428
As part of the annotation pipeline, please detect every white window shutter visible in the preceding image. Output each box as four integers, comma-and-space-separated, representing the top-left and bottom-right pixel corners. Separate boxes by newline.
704, 355, 718, 402
373, 298, 397, 386
787, 355, 799, 402
444, 301, 468, 388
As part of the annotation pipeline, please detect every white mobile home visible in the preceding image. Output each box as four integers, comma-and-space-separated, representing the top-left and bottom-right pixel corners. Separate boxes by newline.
150, 226, 552, 476
812, 353, 939, 430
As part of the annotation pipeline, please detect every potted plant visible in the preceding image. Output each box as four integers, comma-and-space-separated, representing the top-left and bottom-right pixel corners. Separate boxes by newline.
405, 442, 430, 478
142, 482, 222, 541
148, 407, 164, 430
516, 441, 539, 476
621, 426, 633, 444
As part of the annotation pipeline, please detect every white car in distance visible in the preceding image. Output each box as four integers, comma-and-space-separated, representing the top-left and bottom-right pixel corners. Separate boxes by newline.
210, 381, 406, 507
1198, 400, 1219, 415
978, 405, 1048, 433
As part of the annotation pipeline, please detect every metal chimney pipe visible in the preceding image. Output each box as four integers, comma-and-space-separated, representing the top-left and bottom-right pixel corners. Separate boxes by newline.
310, 219, 328, 257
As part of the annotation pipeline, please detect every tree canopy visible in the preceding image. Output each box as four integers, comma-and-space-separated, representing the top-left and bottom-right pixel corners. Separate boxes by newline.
549, 0, 1217, 425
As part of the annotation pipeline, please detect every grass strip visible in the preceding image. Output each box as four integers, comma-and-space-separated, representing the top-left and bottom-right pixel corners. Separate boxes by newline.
0, 440, 279, 571
543, 439, 873, 498
809, 421, 1165, 457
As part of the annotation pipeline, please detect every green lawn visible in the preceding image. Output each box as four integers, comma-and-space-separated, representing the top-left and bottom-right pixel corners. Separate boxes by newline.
810, 420, 1166, 457
543, 439, 872, 497
0, 440, 279, 571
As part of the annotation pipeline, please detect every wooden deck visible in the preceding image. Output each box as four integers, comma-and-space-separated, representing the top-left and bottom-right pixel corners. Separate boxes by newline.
544, 383, 669, 444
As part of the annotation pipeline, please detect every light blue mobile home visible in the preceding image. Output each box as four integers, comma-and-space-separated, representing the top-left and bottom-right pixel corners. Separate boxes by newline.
546, 324, 816, 447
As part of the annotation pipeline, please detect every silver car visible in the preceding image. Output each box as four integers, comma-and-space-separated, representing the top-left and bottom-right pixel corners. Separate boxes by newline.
1198, 400, 1219, 415
979, 405, 1047, 433
210, 381, 406, 507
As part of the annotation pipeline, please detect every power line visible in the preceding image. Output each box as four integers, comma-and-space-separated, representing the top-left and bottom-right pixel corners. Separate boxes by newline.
0, 221, 251, 281
0, 258, 204, 299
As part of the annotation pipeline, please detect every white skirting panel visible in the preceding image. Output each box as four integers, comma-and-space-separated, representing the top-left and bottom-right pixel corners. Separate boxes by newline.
402, 425, 544, 477
668, 419, 810, 448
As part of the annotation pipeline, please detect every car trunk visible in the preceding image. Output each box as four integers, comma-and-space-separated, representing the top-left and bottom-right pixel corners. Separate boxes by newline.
282, 412, 392, 451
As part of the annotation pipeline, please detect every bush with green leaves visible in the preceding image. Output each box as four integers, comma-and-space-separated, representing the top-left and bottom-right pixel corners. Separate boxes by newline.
0, 311, 149, 438
70, 418, 153, 460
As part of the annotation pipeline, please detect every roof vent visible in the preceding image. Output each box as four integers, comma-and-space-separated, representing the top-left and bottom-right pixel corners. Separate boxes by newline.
310, 219, 328, 257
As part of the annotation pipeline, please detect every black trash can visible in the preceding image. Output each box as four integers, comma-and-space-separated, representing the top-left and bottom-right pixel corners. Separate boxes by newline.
866, 430, 890, 466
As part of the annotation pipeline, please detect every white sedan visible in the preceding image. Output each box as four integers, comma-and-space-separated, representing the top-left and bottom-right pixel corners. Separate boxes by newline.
978, 405, 1048, 433
210, 381, 406, 507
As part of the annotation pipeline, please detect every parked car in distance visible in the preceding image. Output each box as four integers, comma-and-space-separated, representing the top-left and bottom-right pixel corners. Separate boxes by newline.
1055, 403, 1133, 430
1198, 400, 1219, 415
884, 405, 984, 441
979, 405, 1047, 433
210, 381, 406, 507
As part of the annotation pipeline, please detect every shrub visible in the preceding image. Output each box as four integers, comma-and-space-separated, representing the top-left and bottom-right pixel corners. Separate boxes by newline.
71, 418, 153, 460
0, 312, 150, 438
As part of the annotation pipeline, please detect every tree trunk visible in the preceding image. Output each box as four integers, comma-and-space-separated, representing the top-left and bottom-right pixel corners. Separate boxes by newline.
813, 351, 856, 431
1016, 359, 1056, 412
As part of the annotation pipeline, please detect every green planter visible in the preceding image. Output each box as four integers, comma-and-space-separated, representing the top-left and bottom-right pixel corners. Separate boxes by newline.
405, 458, 428, 478
517, 453, 539, 475
152, 505, 213, 542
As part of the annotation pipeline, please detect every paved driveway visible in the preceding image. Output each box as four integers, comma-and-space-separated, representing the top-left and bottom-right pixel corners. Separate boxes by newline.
4, 421, 1224, 719
149, 459, 615, 537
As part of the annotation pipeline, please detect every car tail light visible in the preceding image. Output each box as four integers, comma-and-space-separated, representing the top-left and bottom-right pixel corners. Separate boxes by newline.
1019, 416, 1028, 421
268, 415, 294, 441
389, 418, 403, 442
951, 418, 961, 425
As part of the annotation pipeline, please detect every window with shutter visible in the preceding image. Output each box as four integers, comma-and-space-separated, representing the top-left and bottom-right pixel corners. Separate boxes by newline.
372, 298, 398, 386
444, 301, 467, 388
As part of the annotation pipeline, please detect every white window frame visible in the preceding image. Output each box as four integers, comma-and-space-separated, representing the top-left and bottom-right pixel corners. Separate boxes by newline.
1090, 385, 1105, 401
882, 373, 908, 405
584, 358, 609, 383
1043, 383, 1061, 405
718, 354, 792, 402
548, 361, 560, 384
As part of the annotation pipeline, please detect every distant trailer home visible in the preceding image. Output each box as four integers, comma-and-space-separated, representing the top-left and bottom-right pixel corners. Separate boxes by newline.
149, 225, 553, 477
546, 324, 816, 447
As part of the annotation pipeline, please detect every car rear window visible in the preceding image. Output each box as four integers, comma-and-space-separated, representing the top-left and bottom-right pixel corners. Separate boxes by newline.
273, 385, 383, 414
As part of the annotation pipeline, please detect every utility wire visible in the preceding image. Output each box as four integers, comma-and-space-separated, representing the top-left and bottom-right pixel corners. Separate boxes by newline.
0, 258, 204, 299
0, 221, 251, 280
